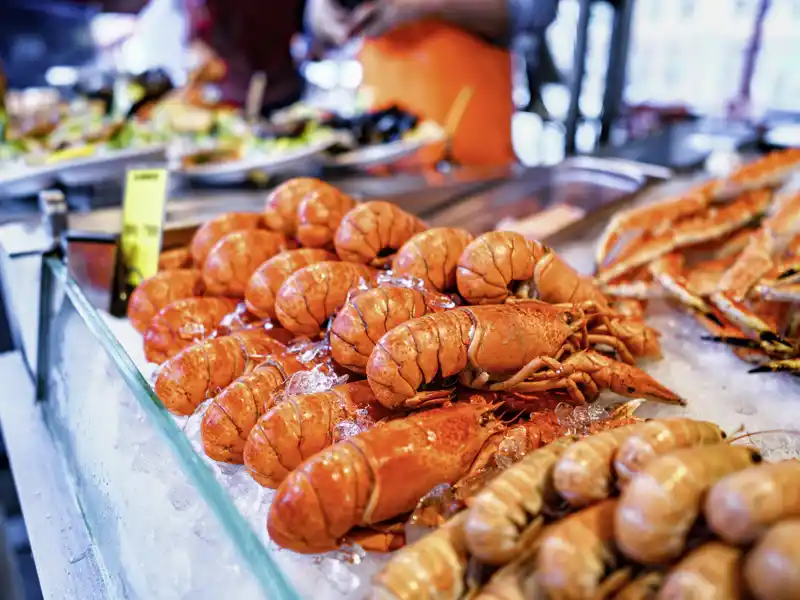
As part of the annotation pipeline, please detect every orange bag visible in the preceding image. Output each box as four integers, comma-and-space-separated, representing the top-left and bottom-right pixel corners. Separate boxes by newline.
358, 20, 515, 168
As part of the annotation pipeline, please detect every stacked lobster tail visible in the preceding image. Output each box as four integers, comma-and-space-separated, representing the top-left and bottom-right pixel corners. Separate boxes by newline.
592, 148, 800, 373
373, 418, 800, 600
124, 176, 692, 568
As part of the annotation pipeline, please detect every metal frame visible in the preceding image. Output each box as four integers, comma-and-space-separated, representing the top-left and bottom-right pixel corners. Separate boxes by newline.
564, 0, 592, 156
564, 0, 635, 155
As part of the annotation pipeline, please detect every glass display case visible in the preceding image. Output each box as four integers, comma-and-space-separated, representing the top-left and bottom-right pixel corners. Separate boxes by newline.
37, 255, 297, 600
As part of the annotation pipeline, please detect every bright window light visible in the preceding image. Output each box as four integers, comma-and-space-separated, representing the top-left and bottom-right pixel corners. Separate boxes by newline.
45, 66, 79, 87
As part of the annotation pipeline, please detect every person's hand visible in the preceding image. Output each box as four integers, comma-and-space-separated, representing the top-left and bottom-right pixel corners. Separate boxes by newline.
347, 0, 433, 40
306, 0, 359, 47
307, 0, 436, 47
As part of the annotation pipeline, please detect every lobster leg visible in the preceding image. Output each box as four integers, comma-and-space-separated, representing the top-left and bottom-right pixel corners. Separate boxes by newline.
585, 334, 636, 365
396, 388, 455, 410
464, 356, 565, 390
504, 375, 592, 404
345, 524, 406, 552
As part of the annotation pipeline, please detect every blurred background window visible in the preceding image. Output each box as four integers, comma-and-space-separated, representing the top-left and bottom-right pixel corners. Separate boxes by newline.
0, 0, 99, 90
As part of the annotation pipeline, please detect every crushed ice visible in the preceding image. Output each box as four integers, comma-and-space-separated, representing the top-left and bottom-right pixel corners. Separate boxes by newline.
283, 363, 348, 398
288, 336, 333, 366
333, 419, 364, 442
555, 402, 610, 435
375, 271, 458, 309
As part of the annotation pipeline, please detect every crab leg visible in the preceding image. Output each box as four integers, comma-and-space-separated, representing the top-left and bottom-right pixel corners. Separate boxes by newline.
749, 358, 800, 375
597, 190, 773, 285
708, 192, 800, 350
595, 180, 723, 269
753, 281, 800, 303
721, 147, 800, 196
649, 252, 716, 316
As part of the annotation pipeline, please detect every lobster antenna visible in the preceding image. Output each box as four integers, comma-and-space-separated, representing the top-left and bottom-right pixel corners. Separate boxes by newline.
728, 429, 800, 444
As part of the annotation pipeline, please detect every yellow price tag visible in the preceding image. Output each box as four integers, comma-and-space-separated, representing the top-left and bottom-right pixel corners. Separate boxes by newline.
121, 168, 169, 287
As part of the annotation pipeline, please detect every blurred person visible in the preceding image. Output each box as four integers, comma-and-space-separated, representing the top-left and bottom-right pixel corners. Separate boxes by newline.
77, 0, 308, 117
306, 0, 560, 166
183, 0, 307, 115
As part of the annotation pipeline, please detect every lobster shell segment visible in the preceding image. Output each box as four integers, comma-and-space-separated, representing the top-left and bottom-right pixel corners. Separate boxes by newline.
143, 297, 239, 364
154, 328, 289, 415
391, 227, 474, 293
457, 230, 609, 308
274, 261, 377, 336
330, 286, 451, 373
244, 248, 338, 319
296, 181, 356, 249
189, 211, 263, 266
127, 269, 205, 334
263, 177, 320, 237
244, 380, 389, 488
158, 247, 192, 271
201, 353, 307, 463
334, 201, 427, 266
202, 229, 289, 297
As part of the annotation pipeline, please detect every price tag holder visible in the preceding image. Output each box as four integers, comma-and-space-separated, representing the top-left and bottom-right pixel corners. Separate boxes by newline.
120, 167, 169, 288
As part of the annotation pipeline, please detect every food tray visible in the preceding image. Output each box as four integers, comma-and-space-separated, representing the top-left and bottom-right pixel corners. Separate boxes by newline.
324, 136, 440, 170
0, 146, 169, 198
56, 145, 169, 187
427, 157, 665, 233
176, 140, 335, 185
35, 173, 800, 600
0, 162, 61, 199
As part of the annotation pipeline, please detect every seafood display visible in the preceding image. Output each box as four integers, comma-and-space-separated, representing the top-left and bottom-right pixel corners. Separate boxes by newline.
594, 148, 800, 374
113, 158, 800, 599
